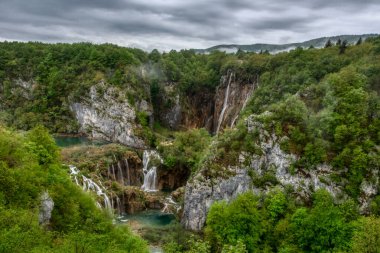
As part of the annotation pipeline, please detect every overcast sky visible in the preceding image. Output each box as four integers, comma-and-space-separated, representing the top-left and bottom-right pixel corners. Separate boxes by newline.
0, 0, 379, 51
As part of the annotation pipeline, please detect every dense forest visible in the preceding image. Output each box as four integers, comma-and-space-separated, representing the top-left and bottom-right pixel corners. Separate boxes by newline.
0, 126, 148, 252
0, 36, 380, 252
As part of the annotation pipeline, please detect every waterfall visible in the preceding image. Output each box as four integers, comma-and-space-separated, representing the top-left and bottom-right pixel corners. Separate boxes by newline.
141, 150, 162, 192
116, 196, 122, 215
142, 167, 157, 192
117, 161, 125, 186
111, 164, 116, 181
216, 72, 233, 134
125, 159, 131, 186
230, 115, 239, 128
230, 81, 256, 128
69, 165, 80, 186
68, 165, 112, 212
82, 175, 112, 211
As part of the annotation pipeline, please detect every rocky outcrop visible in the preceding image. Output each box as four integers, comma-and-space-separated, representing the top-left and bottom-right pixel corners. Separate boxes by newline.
359, 171, 379, 214
39, 191, 54, 226
213, 71, 256, 133
106, 152, 143, 187
70, 82, 147, 148
157, 166, 191, 191
181, 113, 345, 231
182, 167, 252, 231
180, 91, 215, 130
157, 70, 256, 133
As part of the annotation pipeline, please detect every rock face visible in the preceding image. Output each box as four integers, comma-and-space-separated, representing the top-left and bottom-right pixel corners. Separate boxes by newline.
213, 70, 256, 133
180, 91, 215, 130
182, 113, 345, 231
157, 166, 191, 191
359, 171, 379, 214
70, 82, 147, 149
182, 168, 252, 231
106, 153, 143, 187
39, 191, 54, 226
158, 70, 257, 133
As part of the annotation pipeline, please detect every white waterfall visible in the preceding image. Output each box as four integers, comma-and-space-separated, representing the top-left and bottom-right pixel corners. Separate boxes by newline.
142, 167, 157, 192
141, 150, 162, 192
117, 161, 125, 186
69, 165, 80, 186
216, 72, 233, 134
230, 81, 256, 128
125, 159, 131, 185
68, 165, 112, 212
230, 115, 239, 128
111, 164, 116, 181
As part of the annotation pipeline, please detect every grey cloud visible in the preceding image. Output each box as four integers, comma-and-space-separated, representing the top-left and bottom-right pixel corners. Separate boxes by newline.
0, 0, 379, 50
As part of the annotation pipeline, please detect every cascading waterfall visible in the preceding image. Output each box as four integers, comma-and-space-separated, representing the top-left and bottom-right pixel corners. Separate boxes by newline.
117, 161, 125, 186
112, 164, 116, 181
216, 72, 233, 134
125, 158, 131, 185
69, 165, 112, 212
230, 82, 255, 128
69, 165, 80, 186
142, 167, 157, 192
141, 150, 162, 192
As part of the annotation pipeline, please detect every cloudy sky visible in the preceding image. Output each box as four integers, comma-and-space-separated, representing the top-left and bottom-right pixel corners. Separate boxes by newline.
0, 0, 379, 51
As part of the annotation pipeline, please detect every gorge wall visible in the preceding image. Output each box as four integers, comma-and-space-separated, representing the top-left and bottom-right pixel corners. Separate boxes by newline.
70, 82, 149, 149
181, 113, 378, 231
157, 70, 257, 133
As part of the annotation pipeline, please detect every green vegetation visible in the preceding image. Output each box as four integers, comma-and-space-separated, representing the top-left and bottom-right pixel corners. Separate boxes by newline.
161, 190, 380, 253
0, 42, 149, 132
158, 128, 212, 173
1, 37, 380, 253
203, 36, 380, 199
0, 125, 148, 252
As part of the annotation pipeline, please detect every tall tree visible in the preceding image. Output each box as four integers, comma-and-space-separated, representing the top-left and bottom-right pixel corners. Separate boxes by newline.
324, 39, 333, 48
339, 40, 348, 54
356, 37, 363, 45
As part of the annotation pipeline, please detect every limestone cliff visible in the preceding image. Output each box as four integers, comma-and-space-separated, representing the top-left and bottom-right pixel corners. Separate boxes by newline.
70, 82, 148, 149
157, 70, 256, 133
182, 113, 377, 231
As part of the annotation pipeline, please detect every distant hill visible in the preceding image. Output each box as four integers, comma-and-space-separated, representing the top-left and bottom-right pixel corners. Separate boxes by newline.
195, 34, 379, 54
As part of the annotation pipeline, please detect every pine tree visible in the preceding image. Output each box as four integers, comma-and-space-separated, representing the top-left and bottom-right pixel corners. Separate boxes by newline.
339, 40, 348, 54
336, 38, 342, 46
356, 37, 363, 45
325, 39, 332, 48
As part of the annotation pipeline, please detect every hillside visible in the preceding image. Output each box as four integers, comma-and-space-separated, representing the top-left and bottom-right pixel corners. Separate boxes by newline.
195, 34, 379, 54
0, 36, 380, 252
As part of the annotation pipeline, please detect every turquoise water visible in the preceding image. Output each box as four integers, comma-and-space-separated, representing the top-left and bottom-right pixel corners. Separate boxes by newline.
117, 210, 175, 228
54, 136, 108, 147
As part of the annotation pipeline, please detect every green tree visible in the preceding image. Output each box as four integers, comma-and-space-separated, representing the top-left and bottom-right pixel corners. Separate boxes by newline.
290, 190, 354, 252
325, 39, 333, 48
351, 216, 380, 253
206, 193, 261, 253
